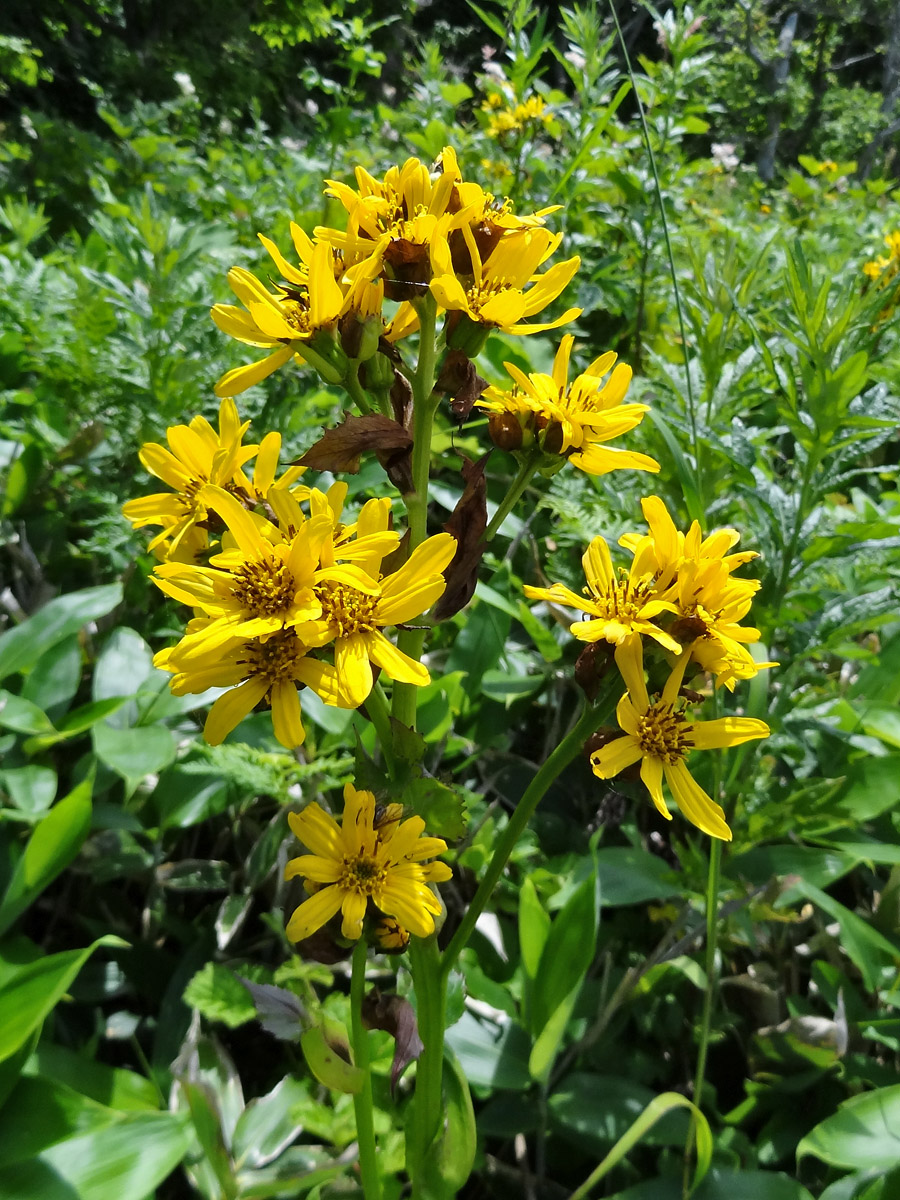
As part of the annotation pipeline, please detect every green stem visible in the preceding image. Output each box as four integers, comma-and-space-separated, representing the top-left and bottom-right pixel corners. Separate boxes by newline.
441, 690, 616, 980
607, 0, 703, 516
345, 366, 374, 415
364, 683, 398, 778
483, 456, 539, 543
350, 938, 381, 1200
392, 295, 440, 732
683, 837, 722, 1197
407, 936, 447, 1191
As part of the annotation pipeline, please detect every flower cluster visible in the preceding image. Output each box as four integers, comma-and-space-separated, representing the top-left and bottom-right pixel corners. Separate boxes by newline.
146, 457, 455, 748
285, 782, 452, 943
863, 231, 900, 286
477, 334, 660, 479
482, 93, 555, 139
211, 146, 582, 397
525, 495, 772, 839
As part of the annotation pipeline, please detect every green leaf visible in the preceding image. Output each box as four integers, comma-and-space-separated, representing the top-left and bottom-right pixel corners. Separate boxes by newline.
0, 774, 92, 936
532, 871, 599, 1036
231, 1076, 307, 1171
0, 585, 122, 682
518, 877, 550, 980
1, 442, 42, 517
445, 1010, 531, 1090
0, 690, 55, 736
415, 1050, 476, 1199
0, 765, 57, 818
0, 936, 126, 1063
21, 636, 81, 718
788, 881, 900, 992
798, 1083, 900, 1169
595, 847, 681, 905
0, 1076, 115, 1168
92, 721, 175, 785
26, 1042, 160, 1111
184, 963, 257, 1029
0, 1111, 189, 1200
25, 697, 128, 752
400, 777, 467, 840
551, 1073, 691, 1153
92, 627, 154, 728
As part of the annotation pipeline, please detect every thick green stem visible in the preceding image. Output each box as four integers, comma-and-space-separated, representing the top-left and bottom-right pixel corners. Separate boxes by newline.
441, 691, 616, 980
350, 938, 381, 1200
407, 935, 446, 1193
483, 456, 539, 543
683, 837, 722, 1196
345, 366, 374, 415
392, 295, 440, 732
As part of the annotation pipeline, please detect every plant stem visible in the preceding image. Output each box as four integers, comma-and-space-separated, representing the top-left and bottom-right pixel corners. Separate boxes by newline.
684, 836, 722, 1196
407, 935, 447, 1192
483, 456, 539, 543
350, 937, 381, 1200
392, 294, 440, 731
441, 690, 616, 979
607, 0, 703, 516
345, 365, 374, 415
365, 683, 398, 778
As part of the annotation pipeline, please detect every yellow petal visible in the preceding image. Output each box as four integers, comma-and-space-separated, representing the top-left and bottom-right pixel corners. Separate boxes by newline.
271, 679, 306, 749
285, 887, 344, 942
214, 345, 296, 397
204, 677, 268, 745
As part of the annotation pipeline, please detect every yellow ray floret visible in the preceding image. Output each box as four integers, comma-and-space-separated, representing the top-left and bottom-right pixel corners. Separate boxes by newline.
590, 640, 769, 840
285, 782, 452, 941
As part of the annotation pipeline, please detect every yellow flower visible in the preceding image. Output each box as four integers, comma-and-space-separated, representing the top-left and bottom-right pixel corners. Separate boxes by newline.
297, 499, 457, 708
156, 625, 345, 749
150, 485, 371, 660
591, 640, 769, 840
523, 535, 681, 653
618, 496, 776, 689
477, 334, 660, 476
430, 224, 581, 336
122, 398, 258, 561
284, 782, 452, 941
211, 239, 347, 396
863, 231, 900, 286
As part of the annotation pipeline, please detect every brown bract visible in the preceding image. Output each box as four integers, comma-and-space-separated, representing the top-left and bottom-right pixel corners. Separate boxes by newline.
362, 989, 424, 1095
436, 349, 489, 422
433, 453, 489, 621
296, 414, 413, 474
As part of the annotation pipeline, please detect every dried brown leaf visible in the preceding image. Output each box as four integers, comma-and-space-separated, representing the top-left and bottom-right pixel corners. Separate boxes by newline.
296, 415, 412, 474
432, 454, 489, 621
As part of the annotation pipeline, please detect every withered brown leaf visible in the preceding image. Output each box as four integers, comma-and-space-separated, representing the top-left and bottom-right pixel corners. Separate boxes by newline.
433, 453, 489, 621
296, 414, 413, 474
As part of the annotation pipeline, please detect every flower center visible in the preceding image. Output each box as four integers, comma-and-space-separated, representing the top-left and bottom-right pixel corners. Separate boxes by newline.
240, 629, 306, 683
282, 298, 314, 336
232, 559, 296, 617
339, 853, 387, 895
466, 279, 513, 322
315, 581, 379, 637
589, 573, 654, 622
636, 701, 694, 764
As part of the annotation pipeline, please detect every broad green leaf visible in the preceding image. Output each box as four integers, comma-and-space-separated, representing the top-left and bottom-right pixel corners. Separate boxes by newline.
595, 847, 681, 905
92, 627, 153, 728
0, 690, 54, 736
550, 1073, 690, 1153
21, 636, 81, 718
445, 598, 511, 694
400, 777, 467, 840
532, 871, 599, 1035
445, 1010, 531, 1091
609, 1169, 814, 1199
798, 1083, 900, 1169
0, 935, 126, 1063
0, 585, 122, 682
0, 774, 92, 936
92, 721, 175, 784
0, 1076, 115, 1168
0, 765, 57, 817
860, 705, 900, 749
414, 1050, 476, 1199
26, 1042, 160, 1111
25, 696, 129, 751
0, 1111, 189, 1200
231, 1076, 308, 1171
529, 984, 580, 1081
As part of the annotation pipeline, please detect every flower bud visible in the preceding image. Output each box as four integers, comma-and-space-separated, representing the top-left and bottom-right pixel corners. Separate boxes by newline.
488, 411, 524, 452
444, 311, 490, 359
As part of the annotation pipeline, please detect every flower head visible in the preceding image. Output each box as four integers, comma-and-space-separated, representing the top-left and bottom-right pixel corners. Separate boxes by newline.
591, 640, 769, 840
285, 782, 452, 941
478, 334, 660, 477
524, 535, 680, 653
122, 398, 258, 562
430, 224, 581, 337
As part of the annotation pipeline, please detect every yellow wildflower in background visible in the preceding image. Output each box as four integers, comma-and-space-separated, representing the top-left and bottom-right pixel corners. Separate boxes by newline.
122, 398, 258, 561
863, 231, 900, 285
590, 640, 769, 840
478, 334, 660, 476
285, 782, 452, 941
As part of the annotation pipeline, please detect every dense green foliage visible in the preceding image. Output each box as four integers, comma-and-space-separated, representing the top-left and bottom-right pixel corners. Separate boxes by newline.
2, 1, 900, 1197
